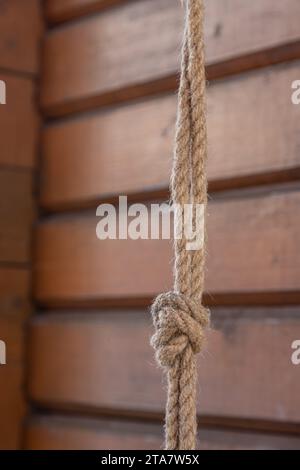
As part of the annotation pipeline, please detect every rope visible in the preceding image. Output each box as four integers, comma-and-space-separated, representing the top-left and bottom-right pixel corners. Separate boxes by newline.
151, 0, 209, 450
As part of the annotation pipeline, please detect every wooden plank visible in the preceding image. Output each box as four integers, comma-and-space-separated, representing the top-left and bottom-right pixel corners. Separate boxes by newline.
27, 308, 300, 425
46, 0, 127, 24
25, 415, 163, 450
0, 268, 31, 316
41, 62, 300, 211
0, 367, 24, 450
0, 315, 26, 449
0, 169, 34, 264
41, 0, 183, 116
34, 190, 300, 306
0, 268, 30, 449
25, 415, 300, 450
0, 0, 42, 75
0, 74, 39, 168
41, 0, 300, 117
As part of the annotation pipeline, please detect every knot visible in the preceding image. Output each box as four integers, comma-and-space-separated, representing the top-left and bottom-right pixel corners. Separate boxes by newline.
151, 291, 210, 369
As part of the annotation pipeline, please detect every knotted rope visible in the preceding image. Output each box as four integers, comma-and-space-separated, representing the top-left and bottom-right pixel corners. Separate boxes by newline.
151, 0, 209, 450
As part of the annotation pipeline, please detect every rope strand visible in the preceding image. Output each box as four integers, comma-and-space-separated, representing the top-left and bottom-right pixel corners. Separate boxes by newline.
151, 0, 209, 450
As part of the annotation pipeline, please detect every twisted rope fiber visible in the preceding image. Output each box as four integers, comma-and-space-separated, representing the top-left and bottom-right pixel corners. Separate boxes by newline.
151, 0, 209, 450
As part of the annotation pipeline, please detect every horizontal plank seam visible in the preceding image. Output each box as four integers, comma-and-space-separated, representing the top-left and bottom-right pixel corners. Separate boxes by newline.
0, 66, 39, 81
0, 164, 36, 174
28, 403, 300, 436
34, 291, 300, 310
37, 181, 300, 220
0, 261, 32, 270
41, 40, 300, 119
29, 309, 300, 324
46, 0, 133, 26
39, 169, 300, 214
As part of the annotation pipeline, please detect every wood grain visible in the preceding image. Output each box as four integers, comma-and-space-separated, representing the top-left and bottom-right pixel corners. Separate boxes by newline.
0, 169, 34, 264
27, 308, 300, 424
34, 190, 300, 306
41, 62, 300, 210
46, 0, 127, 23
0, 74, 39, 168
25, 414, 300, 450
0, 0, 42, 75
41, 0, 300, 116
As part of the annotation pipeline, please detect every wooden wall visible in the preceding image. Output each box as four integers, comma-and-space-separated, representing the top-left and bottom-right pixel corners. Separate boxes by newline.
0, 0, 42, 449
24, 0, 300, 449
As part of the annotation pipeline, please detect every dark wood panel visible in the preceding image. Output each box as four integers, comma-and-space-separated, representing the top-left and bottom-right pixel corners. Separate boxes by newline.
0, 267, 30, 449
41, 0, 300, 117
0, 74, 39, 168
27, 308, 300, 425
0, 0, 42, 74
0, 316, 26, 450
0, 0, 40, 452
34, 190, 300, 305
46, 0, 127, 23
41, 62, 300, 210
0, 169, 34, 263
0, 268, 30, 316
0, 368, 25, 450
25, 415, 300, 450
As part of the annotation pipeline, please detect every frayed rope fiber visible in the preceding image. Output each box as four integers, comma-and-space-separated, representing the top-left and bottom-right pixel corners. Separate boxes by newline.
150, 0, 210, 450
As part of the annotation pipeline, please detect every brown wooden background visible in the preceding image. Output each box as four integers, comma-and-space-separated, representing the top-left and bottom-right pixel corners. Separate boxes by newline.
0, 0, 42, 449
0, 0, 300, 450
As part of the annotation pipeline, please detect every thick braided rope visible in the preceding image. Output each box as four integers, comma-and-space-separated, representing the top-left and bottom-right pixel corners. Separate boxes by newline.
151, 0, 209, 450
